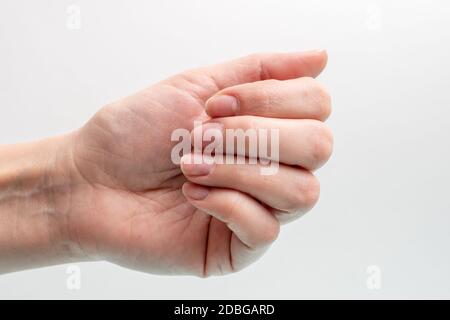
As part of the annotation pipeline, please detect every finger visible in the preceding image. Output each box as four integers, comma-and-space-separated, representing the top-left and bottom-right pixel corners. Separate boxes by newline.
198, 50, 328, 90
180, 154, 320, 214
182, 182, 279, 271
205, 77, 331, 120
192, 118, 333, 170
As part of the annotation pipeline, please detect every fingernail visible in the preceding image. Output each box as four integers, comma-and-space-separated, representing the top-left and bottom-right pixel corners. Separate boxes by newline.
181, 153, 214, 176
183, 183, 209, 200
205, 95, 239, 117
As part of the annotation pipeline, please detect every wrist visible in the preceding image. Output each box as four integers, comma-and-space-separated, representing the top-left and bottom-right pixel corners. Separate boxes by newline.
0, 133, 89, 273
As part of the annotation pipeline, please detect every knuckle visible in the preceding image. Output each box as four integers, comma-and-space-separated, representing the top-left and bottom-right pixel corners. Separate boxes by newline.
289, 172, 321, 210
302, 174, 321, 208
224, 191, 280, 247
248, 86, 273, 113
244, 53, 271, 80
309, 122, 334, 168
246, 52, 262, 62
314, 83, 332, 119
305, 78, 332, 120
260, 221, 280, 245
238, 80, 281, 114
226, 191, 244, 222
167, 70, 198, 87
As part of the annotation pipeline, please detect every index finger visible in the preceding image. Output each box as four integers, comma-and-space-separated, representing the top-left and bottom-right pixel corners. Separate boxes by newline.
197, 49, 328, 90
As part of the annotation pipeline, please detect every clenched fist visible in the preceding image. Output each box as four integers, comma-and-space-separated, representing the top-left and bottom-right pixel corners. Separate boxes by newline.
0, 50, 332, 276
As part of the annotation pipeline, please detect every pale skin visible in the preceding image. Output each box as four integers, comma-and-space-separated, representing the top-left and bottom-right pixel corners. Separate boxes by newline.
0, 50, 333, 276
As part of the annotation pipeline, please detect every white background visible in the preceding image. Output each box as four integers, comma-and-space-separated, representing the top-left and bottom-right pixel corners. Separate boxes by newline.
1, 0, 450, 299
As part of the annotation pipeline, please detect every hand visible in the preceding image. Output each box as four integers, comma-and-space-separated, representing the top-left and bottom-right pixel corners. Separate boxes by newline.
0, 51, 332, 276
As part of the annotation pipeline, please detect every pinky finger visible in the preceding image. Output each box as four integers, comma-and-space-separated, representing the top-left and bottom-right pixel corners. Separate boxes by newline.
182, 182, 280, 272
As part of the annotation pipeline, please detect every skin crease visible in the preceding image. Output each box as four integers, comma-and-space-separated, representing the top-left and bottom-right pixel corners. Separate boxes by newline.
0, 51, 333, 276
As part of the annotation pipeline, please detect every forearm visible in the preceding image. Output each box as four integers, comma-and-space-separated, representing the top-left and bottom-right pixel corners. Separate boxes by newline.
0, 135, 81, 273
